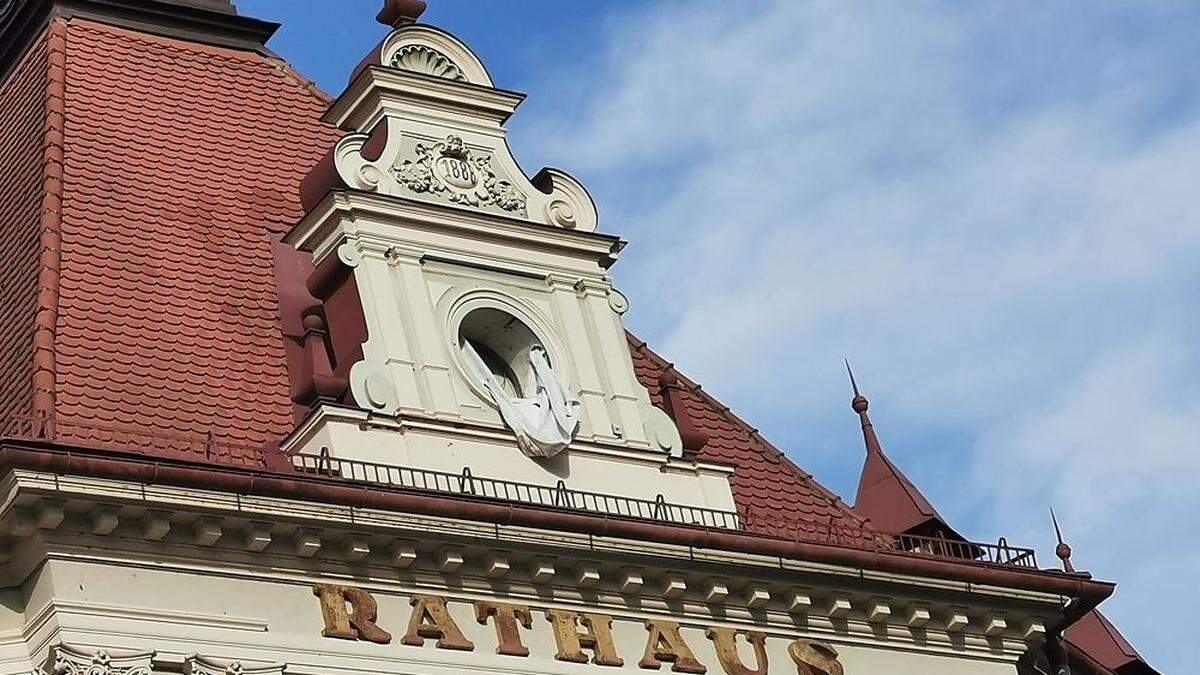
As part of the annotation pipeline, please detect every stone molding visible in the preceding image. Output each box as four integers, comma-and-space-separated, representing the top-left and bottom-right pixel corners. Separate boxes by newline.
31, 646, 287, 675
1, 474, 1059, 660
47, 645, 153, 675
316, 24, 599, 233
183, 655, 285, 675
379, 24, 492, 87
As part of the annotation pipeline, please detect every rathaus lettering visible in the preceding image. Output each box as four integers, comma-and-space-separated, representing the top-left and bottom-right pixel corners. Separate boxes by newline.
313, 585, 844, 675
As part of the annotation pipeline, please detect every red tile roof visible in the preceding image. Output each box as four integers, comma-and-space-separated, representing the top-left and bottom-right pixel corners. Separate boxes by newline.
628, 336, 873, 541
0, 27, 49, 430
1067, 610, 1159, 675
0, 10, 1148, 669
46, 18, 340, 457
0, 14, 878, 541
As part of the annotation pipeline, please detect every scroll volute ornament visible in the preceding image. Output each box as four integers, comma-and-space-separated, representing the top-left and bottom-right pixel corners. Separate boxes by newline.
183, 655, 285, 675
50, 646, 154, 675
532, 167, 599, 232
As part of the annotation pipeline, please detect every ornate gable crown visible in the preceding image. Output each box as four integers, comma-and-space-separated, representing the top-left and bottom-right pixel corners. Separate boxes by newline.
299, 16, 598, 233
282, 4, 734, 516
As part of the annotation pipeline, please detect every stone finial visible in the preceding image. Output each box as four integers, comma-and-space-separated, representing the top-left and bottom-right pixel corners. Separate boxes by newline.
377, 0, 427, 27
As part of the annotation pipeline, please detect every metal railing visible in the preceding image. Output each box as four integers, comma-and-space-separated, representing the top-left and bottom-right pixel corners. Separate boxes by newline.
894, 532, 1038, 568
0, 414, 1040, 570
291, 451, 1039, 569
292, 450, 742, 530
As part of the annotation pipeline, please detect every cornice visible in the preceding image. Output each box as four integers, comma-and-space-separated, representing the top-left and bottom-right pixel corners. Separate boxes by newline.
0, 440, 1113, 610
282, 405, 672, 468
325, 64, 526, 131
0, 469, 1058, 662
286, 190, 623, 272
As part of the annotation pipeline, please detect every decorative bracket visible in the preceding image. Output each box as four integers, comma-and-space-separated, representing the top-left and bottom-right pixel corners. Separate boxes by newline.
184, 655, 285, 675
50, 645, 154, 675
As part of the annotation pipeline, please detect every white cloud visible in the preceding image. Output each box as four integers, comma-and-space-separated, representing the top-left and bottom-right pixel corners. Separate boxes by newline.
515, 1, 1200, 670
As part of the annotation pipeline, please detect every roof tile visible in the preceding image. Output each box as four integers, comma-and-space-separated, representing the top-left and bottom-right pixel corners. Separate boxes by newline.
628, 335, 872, 541
51, 19, 339, 459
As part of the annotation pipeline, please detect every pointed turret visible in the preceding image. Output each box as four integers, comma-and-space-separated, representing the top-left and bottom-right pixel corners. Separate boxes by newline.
847, 362, 965, 541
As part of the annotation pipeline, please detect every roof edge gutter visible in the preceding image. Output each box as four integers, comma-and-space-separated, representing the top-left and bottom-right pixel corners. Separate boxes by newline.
0, 440, 1115, 621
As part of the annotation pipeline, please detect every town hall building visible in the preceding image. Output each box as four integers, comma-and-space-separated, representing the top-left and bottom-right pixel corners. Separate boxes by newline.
0, 1, 1158, 674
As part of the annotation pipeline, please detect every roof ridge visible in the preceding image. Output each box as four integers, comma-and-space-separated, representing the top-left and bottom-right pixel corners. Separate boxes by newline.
66, 15, 265, 61
67, 17, 336, 114
31, 17, 67, 439
272, 58, 334, 106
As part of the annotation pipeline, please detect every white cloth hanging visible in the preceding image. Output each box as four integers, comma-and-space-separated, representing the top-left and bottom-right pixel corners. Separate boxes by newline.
462, 342, 581, 458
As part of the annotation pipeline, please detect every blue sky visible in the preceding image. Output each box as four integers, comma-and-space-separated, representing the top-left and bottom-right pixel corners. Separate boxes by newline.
240, 2, 1200, 670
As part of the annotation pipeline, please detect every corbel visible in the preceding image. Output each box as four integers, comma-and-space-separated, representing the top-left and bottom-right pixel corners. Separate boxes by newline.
983, 614, 1008, 636
531, 559, 556, 584
826, 595, 852, 619
787, 589, 813, 614
619, 567, 644, 594
867, 598, 892, 624
294, 529, 322, 557
576, 562, 601, 588
744, 587, 771, 608
193, 517, 222, 547
390, 541, 418, 568
905, 602, 931, 628
704, 579, 730, 604
485, 553, 511, 578
90, 507, 118, 536
346, 537, 371, 562
945, 607, 970, 633
439, 547, 464, 573
243, 523, 272, 552
142, 511, 171, 540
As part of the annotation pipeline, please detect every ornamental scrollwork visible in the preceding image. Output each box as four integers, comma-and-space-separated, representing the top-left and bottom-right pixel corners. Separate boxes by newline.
393, 135, 528, 217
51, 645, 154, 675
184, 655, 284, 675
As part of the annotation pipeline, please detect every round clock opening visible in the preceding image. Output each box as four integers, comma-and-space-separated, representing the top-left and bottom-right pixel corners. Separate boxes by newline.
457, 307, 545, 398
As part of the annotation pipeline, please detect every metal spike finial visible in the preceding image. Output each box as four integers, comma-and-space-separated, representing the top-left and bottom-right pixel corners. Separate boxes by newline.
1050, 508, 1075, 573
845, 359, 869, 413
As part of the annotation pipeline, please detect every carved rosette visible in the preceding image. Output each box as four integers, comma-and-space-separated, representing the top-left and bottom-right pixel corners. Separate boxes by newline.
393, 135, 528, 217
51, 645, 154, 675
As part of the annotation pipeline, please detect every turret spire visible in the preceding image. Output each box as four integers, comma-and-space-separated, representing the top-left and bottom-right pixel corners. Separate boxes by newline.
847, 363, 964, 541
